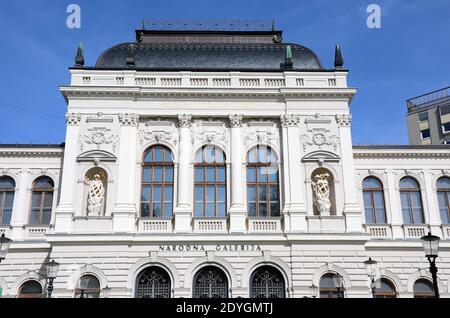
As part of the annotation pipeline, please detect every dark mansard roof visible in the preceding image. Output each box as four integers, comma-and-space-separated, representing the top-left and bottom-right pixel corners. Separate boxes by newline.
94, 30, 324, 71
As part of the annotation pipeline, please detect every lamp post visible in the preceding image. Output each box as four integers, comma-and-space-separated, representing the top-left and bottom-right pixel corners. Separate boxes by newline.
420, 231, 440, 298
0, 233, 12, 263
333, 274, 345, 298
102, 285, 111, 298
364, 257, 378, 298
45, 259, 60, 298
309, 284, 319, 298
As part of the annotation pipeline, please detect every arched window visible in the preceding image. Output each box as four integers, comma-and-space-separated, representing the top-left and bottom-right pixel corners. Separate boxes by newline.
74, 275, 101, 298
18, 280, 43, 298
413, 279, 435, 298
0, 176, 15, 225
193, 266, 228, 298
141, 145, 174, 219
319, 273, 345, 298
136, 266, 171, 298
437, 177, 450, 224
363, 177, 386, 224
247, 145, 280, 218
400, 177, 424, 224
30, 177, 54, 225
194, 145, 226, 218
374, 278, 397, 298
250, 266, 285, 298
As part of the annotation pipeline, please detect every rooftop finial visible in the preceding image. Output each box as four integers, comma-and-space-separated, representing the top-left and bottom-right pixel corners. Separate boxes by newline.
284, 45, 293, 70
334, 44, 344, 69
75, 42, 84, 67
126, 43, 135, 67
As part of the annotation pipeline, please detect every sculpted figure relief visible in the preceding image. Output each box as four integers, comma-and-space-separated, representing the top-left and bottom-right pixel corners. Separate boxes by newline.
86, 174, 105, 216
312, 172, 331, 214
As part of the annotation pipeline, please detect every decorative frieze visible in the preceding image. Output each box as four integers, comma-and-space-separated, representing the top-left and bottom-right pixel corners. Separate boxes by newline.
280, 114, 301, 128
66, 113, 82, 126
242, 121, 280, 147
229, 115, 243, 128
178, 114, 192, 128
336, 114, 352, 127
138, 121, 178, 146
118, 113, 139, 127
191, 121, 230, 149
300, 129, 339, 152
86, 112, 114, 123
80, 128, 119, 153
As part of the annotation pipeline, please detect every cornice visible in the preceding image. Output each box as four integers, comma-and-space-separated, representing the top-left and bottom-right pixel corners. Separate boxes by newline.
0, 150, 64, 158
59, 86, 357, 102
353, 151, 450, 160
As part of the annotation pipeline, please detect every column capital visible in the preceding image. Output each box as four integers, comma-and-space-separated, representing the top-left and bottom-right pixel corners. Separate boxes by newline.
280, 114, 301, 128
178, 114, 192, 128
66, 113, 82, 126
336, 114, 352, 127
118, 113, 139, 127
229, 115, 243, 128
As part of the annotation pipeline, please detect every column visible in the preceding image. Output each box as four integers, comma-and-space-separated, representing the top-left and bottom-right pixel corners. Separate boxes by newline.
281, 114, 307, 233
423, 170, 442, 237
336, 114, 363, 232
385, 170, 404, 238
228, 115, 246, 233
174, 114, 193, 233
10, 169, 31, 239
112, 113, 139, 233
54, 113, 82, 233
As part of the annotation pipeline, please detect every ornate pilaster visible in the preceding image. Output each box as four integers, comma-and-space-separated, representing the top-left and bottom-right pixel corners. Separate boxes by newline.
112, 113, 139, 233
174, 114, 193, 233
11, 169, 31, 239
229, 114, 246, 233
280, 114, 301, 128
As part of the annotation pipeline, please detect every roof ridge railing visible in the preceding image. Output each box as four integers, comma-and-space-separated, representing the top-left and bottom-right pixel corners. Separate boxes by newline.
407, 86, 449, 109
141, 19, 276, 32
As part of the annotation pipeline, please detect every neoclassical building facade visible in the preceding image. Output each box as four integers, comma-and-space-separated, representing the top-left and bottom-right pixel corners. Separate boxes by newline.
0, 26, 450, 298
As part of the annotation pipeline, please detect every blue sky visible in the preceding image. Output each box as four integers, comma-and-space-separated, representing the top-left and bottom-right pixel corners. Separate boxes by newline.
0, 0, 448, 145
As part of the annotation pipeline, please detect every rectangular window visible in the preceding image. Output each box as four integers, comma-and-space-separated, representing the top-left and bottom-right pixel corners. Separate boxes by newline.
420, 129, 431, 139
418, 112, 429, 122
442, 122, 450, 133
444, 140, 450, 145
440, 105, 450, 116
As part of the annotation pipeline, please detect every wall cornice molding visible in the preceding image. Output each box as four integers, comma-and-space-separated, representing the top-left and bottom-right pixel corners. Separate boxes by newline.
0, 150, 63, 158
353, 151, 450, 160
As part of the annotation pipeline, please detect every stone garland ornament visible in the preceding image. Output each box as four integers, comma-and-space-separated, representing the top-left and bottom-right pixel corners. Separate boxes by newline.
300, 129, 339, 151
80, 128, 119, 152
190, 122, 230, 148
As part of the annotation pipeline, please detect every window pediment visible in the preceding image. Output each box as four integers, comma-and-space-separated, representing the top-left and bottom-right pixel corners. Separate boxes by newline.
302, 150, 340, 163
77, 150, 117, 163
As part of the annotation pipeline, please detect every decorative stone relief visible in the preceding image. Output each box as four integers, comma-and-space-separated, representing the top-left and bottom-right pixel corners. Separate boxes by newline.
312, 172, 331, 215
242, 121, 280, 147
138, 121, 178, 146
229, 115, 243, 128
87, 112, 114, 123
66, 113, 82, 126
178, 114, 192, 128
118, 113, 139, 127
191, 121, 230, 149
336, 114, 352, 127
80, 128, 119, 153
300, 128, 339, 152
280, 114, 301, 127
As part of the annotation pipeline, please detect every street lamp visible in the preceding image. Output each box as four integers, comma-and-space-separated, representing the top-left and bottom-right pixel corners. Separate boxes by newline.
78, 275, 91, 298
310, 284, 319, 298
332, 274, 345, 298
0, 233, 12, 263
364, 257, 378, 298
102, 285, 111, 298
45, 259, 60, 298
420, 231, 440, 298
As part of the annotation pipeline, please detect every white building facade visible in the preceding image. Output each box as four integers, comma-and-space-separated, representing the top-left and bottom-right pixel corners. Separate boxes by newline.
1, 27, 450, 298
